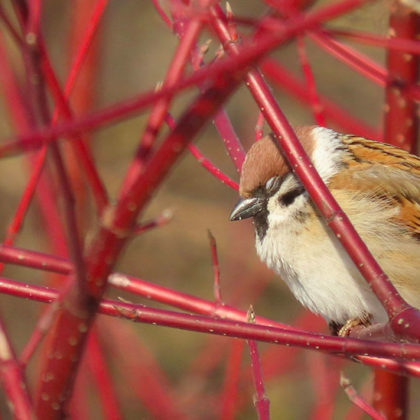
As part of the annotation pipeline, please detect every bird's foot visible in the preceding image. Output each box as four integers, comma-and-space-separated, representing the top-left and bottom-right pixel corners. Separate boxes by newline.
338, 318, 364, 337
329, 313, 372, 337
337, 314, 372, 337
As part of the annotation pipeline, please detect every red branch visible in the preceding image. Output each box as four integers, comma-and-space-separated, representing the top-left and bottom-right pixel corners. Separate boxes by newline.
373, 2, 420, 419
0, 317, 34, 418
208, 230, 222, 302
261, 58, 379, 139
189, 144, 239, 190
165, 112, 238, 189
384, 2, 420, 152
296, 36, 326, 126
119, 3, 207, 197
85, 331, 122, 419
220, 340, 244, 418
133, 209, 174, 234
3, 276, 420, 360
101, 319, 184, 418
247, 307, 270, 420
341, 373, 385, 420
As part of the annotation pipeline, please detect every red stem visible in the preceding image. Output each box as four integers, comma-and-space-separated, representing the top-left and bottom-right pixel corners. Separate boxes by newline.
16, 8, 95, 417
208, 231, 223, 302
1, 147, 46, 247
189, 144, 239, 190
255, 111, 265, 141
0, 16, 71, 377
0, 4, 25, 45
0, 317, 34, 419
341, 373, 385, 420
119, 6, 206, 197
86, 332, 122, 420
235, 16, 420, 54
309, 30, 387, 87
373, 3, 420, 419
306, 352, 337, 420
166, 110, 238, 188
162, 7, 245, 178
66, 0, 107, 110
328, 28, 420, 54
101, 320, 184, 419
213, 109, 246, 173
296, 36, 326, 126
108, 274, 294, 330
0, 12, 61, 417
24, 27, 89, 305
26, 0, 41, 37
39, 39, 109, 213
0, 242, 293, 329
384, 3, 420, 152
373, 370, 408, 420
220, 340, 244, 419
261, 58, 379, 139
69, 369, 90, 420
247, 308, 270, 420
151, 0, 173, 28
133, 209, 174, 234
0, 245, 71, 275
3, 277, 420, 360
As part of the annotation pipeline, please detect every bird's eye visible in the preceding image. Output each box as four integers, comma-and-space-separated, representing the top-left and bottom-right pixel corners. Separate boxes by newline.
278, 187, 305, 206
265, 176, 280, 194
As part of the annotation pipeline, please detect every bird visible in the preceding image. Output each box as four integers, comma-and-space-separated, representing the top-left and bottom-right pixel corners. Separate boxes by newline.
230, 126, 420, 336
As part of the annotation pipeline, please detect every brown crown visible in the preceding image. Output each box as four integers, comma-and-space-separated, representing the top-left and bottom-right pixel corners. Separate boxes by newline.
239, 126, 316, 197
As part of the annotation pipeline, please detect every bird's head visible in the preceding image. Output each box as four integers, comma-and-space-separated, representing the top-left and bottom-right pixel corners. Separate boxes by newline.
230, 126, 347, 240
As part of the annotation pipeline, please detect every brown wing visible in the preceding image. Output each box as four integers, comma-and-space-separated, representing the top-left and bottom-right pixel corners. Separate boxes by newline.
330, 135, 420, 238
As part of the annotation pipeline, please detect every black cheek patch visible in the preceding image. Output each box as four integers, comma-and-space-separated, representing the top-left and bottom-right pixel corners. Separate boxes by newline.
278, 187, 305, 207
253, 206, 269, 241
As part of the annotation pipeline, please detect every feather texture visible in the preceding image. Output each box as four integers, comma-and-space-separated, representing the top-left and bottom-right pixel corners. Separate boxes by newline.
331, 135, 420, 239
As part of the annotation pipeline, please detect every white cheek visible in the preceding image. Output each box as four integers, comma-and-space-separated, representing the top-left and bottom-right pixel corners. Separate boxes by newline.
266, 193, 307, 227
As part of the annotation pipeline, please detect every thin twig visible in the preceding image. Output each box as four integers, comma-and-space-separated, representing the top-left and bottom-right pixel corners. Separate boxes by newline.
296, 36, 326, 126
134, 209, 174, 235
0, 318, 34, 418
247, 306, 270, 420
220, 340, 244, 419
340, 373, 386, 420
261, 58, 380, 139
208, 230, 222, 303
255, 111, 265, 141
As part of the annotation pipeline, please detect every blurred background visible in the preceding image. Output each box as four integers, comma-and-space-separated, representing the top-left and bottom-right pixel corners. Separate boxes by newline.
0, 0, 416, 418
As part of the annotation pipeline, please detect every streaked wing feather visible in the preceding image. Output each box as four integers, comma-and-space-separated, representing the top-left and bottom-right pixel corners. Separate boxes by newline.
330, 135, 420, 237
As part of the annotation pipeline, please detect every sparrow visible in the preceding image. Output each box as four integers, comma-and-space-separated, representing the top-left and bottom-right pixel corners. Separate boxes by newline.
230, 126, 420, 336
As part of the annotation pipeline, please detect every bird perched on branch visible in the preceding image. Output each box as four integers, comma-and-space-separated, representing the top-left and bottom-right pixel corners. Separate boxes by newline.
230, 126, 420, 336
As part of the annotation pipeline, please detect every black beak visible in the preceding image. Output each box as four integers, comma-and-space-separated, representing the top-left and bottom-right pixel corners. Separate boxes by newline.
230, 197, 265, 221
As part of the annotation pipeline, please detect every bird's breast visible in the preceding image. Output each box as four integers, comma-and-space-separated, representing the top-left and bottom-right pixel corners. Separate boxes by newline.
255, 206, 388, 325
